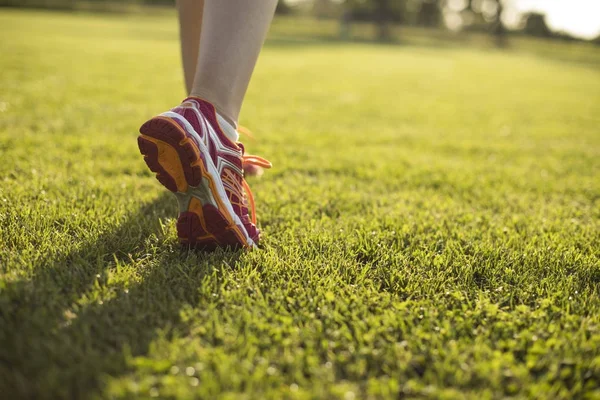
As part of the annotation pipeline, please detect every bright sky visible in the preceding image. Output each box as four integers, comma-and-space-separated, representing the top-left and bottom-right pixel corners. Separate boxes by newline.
510, 0, 600, 39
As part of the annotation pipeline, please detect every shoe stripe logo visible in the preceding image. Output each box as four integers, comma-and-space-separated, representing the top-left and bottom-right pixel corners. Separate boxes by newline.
181, 105, 241, 159
217, 158, 243, 181
160, 110, 243, 177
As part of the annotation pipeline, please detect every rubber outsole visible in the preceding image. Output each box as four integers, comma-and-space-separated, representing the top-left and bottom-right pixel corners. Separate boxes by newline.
138, 116, 250, 250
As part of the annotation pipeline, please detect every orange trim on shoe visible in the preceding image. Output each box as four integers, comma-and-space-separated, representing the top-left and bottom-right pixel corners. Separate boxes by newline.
239, 154, 272, 225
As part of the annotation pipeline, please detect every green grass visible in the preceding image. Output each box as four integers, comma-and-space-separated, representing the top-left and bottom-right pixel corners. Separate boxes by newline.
1, 8, 599, 400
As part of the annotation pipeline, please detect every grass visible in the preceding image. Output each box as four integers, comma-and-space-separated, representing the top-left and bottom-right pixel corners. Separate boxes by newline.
0, 8, 599, 400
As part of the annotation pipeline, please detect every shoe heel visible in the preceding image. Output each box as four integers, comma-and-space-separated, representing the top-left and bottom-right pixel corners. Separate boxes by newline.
138, 117, 204, 192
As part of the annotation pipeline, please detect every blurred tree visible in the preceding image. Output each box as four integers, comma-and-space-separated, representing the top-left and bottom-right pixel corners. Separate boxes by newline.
340, 0, 405, 42
142, 0, 174, 5
374, 0, 392, 41
314, 0, 341, 19
491, 0, 507, 46
450, 0, 507, 46
276, 0, 292, 15
0, 0, 75, 9
523, 12, 550, 38
416, 0, 441, 27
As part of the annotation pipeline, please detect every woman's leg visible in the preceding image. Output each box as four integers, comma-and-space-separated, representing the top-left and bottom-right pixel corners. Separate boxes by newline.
177, 0, 204, 94
189, 0, 279, 127
139, 0, 276, 249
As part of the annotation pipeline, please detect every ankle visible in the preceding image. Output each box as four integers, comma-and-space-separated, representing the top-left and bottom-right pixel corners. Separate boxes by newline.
189, 94, 240, 143
188, 91, 237, 125
187, 92, 239, 143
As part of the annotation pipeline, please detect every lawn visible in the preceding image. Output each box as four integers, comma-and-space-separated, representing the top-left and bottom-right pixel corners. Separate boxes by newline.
0, 8, 599, 400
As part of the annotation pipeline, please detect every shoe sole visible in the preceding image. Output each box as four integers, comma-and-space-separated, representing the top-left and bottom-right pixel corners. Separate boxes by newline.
138, 116, 253, 250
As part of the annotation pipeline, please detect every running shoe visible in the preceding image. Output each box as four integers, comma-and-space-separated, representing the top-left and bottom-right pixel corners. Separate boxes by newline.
137, 97, 271, 249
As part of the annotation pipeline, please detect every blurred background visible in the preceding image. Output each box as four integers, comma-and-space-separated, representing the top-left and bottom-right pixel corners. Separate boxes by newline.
2, 0, 600, 48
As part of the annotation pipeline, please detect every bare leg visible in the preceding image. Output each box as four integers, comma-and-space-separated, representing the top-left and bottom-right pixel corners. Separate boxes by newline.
177, 0, 204, 94
139, 1, 275, 249
190, 0, 278, 126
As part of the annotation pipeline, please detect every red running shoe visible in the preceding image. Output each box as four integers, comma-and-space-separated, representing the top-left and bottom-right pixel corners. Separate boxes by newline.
137, 97, 271, 249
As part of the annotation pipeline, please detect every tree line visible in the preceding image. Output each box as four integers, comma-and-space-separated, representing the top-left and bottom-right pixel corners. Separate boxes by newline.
2, 0, 597, 43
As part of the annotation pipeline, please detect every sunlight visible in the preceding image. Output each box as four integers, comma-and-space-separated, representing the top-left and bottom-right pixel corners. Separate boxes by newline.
514, 0, 600, 39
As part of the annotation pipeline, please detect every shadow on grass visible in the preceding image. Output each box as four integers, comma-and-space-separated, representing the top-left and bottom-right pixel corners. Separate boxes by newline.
0, 192, 242, 399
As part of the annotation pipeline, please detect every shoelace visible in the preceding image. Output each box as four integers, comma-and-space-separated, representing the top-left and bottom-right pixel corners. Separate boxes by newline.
237, 125, 255, 140
236, 135, 272, 225
238, 125, 271, 172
